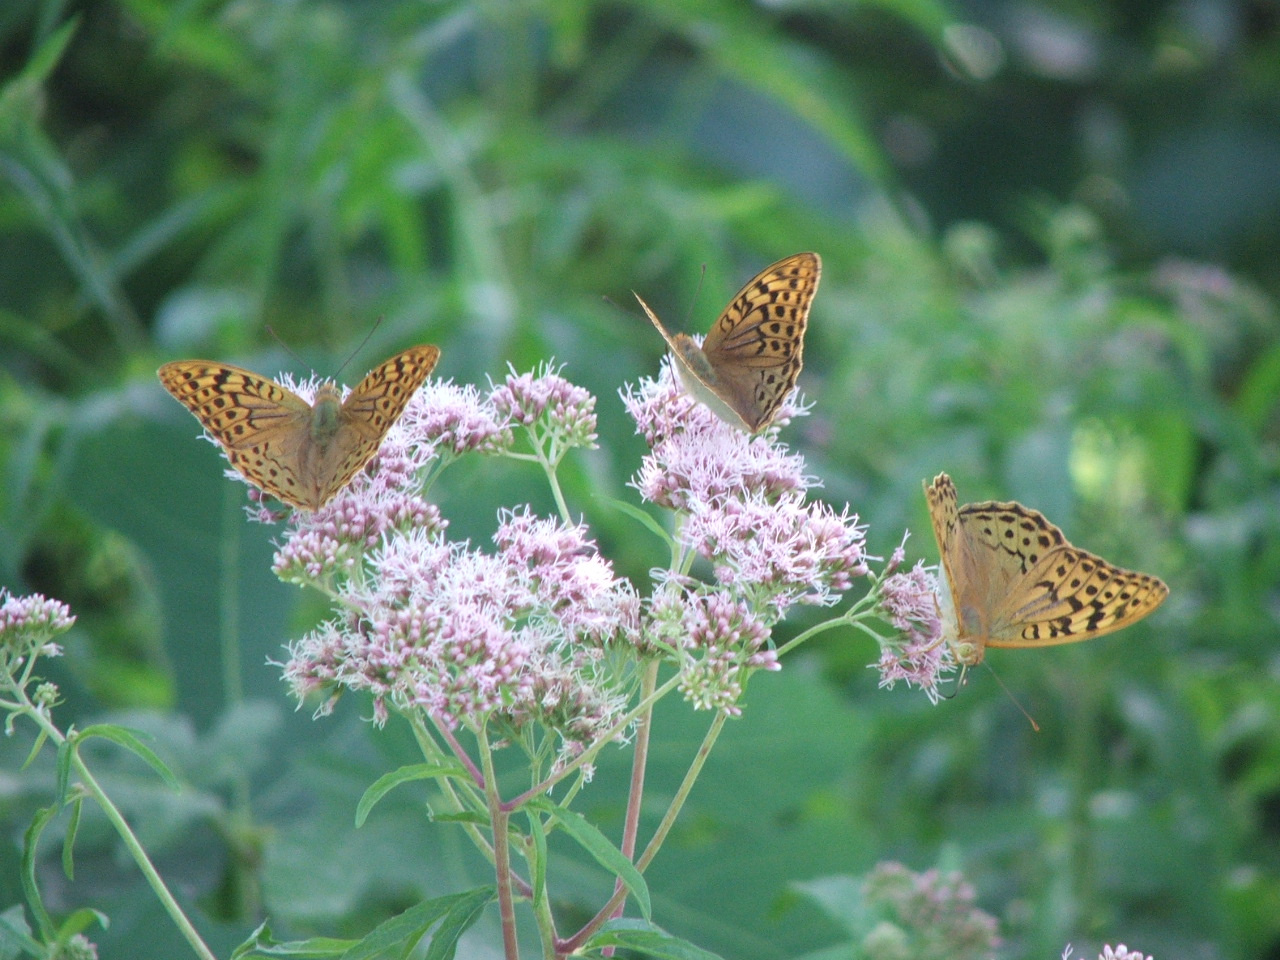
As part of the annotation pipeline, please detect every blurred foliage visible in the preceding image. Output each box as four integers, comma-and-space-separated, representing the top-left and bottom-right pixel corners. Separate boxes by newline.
1, 0, 1278, 959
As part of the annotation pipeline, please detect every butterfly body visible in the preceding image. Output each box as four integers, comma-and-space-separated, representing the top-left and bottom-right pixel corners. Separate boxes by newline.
159, 345, 440, 511
636, 252, 820, 433
925, 473, 1168, 666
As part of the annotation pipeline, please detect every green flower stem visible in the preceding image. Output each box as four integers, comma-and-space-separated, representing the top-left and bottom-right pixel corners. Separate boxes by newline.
407, 715, 500, 868
620, 662, 658, 864
17, 700, 217, 960
776, 593, 879, 658
637, 709, 727, 872
560, 709, 728, 954
531, 882, 559, 960
601, 659, 659, 951
478, 732, 521, 960
529, 429, 572, 526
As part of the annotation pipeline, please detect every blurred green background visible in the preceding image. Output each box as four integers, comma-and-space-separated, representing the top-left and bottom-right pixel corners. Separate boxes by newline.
2, 0, 1278, 958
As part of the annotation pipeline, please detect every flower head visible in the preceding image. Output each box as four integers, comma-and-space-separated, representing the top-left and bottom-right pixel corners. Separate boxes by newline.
50, 933, 98, 960
401, 379, 512, 456
282, 510, 638, 760
626, 365, 866, 602
860, 861, 999, 960
649, 579, 777, 715
619, 365, 873, 710
0, 590, 74, 667
1063, 945, 1154, 960
490, 362, 597, 452
683, 492, 868, 612
872, 544, 953, 702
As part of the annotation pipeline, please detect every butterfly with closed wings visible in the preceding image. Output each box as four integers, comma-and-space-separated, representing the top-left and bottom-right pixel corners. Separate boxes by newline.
635, 252, 820, 433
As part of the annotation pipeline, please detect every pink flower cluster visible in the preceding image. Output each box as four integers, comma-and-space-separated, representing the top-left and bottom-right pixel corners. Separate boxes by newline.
649, 580, 777, 715
400, 379, 512, 457
282, 512, 637, 752
621, 363, 871, 711
270, 368, 593, 584
861, 861, 999, 959
0, 589, 74, 664
872, 537, 952, 702
273, 366, 625, 756
491, 363, 597, 450
624, 365, 868, 614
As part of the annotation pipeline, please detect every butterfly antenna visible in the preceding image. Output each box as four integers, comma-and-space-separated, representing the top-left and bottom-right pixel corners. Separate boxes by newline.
683, 262, 708, 331
265, 324, 311, 372
984, 663, 1041, 732
336, 317, 384, 377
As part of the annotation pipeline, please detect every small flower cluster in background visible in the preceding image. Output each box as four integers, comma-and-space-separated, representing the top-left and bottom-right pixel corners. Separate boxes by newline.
859, 861, 1000, 960
1064, 944, 1154, 960
0, 589, 74, 712
0, 589, 74, 658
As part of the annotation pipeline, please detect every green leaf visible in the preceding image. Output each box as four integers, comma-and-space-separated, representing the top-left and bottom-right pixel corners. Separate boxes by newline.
539, 802, 651, 920
584, 918, 727, 960
340, 887, 494, 960
0, 17, 79, 101
20, 804, 58, 940
73, 724, 180, 789
53, 907, 108, 941
55, 735, 72, 803
421, 886, 493, 960
525, 809, 548, 910
599, 495, 673, 549
61, 794, 82, 879
1236, 340, 1280, 434
355, 762, 467, 828
230, 919, 355, 959
21, 728, 49, 772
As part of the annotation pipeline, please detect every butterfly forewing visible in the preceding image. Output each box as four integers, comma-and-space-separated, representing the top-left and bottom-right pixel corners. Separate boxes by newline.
924, 472, 1168, 664
638, 252, 820, 433
313, 345, 441, 505
158, 344, 440, 511
158, 362, 311, 447
340, 345, 440, 438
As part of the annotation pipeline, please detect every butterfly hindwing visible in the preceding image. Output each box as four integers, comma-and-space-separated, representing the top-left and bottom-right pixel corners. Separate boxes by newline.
993, 545, 1170, 647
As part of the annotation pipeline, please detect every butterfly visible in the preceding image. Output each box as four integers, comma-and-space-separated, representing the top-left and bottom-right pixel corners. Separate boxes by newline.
634, 252, 821, 433
158, 344, 440, 511
924, 472, 1168, 666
